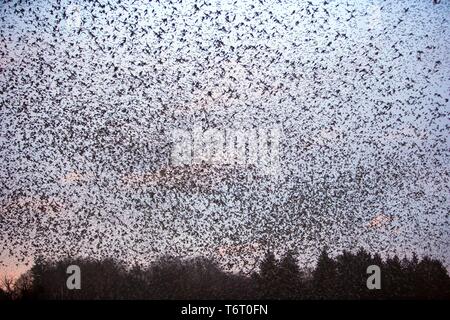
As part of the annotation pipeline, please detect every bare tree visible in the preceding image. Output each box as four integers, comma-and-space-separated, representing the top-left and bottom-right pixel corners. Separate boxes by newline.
0, 274, 15, 300
14, 271, 34, 300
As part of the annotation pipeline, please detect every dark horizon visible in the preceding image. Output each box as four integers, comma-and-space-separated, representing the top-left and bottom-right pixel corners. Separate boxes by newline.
2, 247, 449, 300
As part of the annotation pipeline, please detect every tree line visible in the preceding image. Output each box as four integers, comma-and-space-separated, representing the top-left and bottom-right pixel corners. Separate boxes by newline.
1, 248, 449, 300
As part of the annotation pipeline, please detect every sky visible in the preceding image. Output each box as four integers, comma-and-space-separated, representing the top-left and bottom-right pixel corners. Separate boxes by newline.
0, 0, 449, 277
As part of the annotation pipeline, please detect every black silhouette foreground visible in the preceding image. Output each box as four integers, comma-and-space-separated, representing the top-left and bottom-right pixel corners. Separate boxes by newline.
1, 248, 449, 300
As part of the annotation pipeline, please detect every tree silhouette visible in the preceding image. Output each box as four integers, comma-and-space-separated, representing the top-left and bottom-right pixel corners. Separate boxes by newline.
3, 248, 449, 300
415, 256, 450, 299
278, 251, 303, 299
312, 248, 337, 299
255, 251, 280, 299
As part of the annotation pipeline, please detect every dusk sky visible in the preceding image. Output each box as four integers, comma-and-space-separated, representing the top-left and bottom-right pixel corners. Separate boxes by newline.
0, 0, 449, 277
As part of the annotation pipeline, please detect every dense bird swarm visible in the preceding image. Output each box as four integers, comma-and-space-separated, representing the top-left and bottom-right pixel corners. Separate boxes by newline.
0, 0, 449, 274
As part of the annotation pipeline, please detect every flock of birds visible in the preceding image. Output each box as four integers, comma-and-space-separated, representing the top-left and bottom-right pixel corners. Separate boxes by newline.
0, 0, 449, 274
